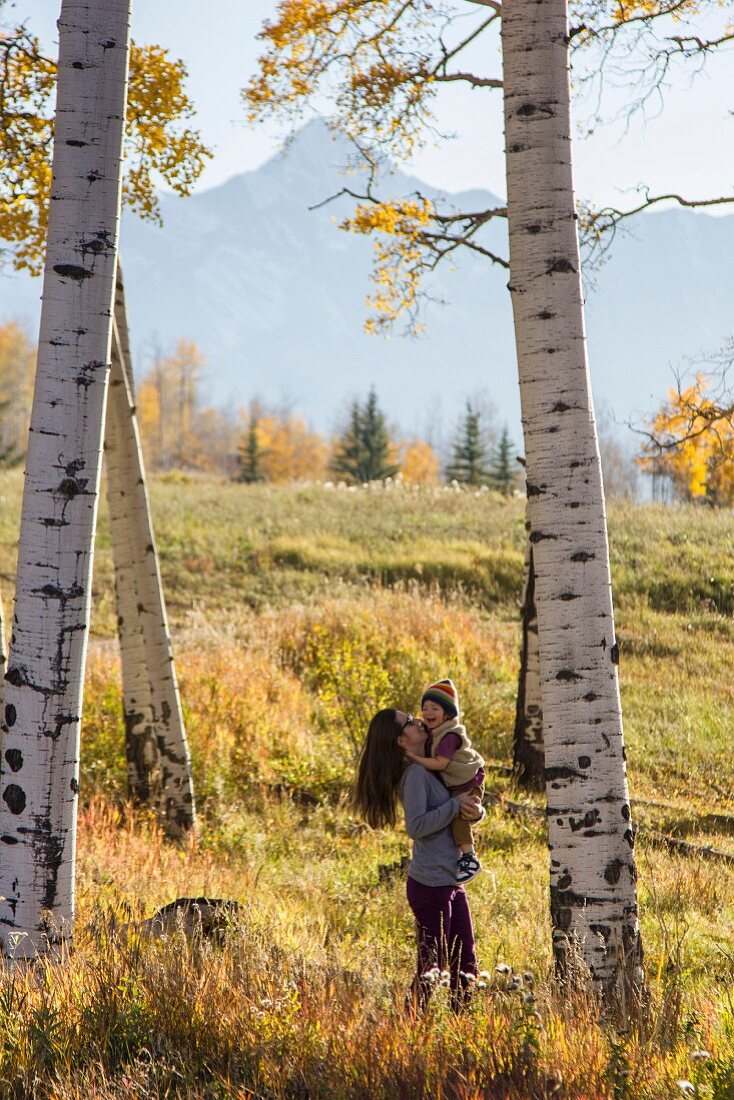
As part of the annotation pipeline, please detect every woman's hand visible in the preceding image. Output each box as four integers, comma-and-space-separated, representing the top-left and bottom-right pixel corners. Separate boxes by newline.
458, 791, 482, 820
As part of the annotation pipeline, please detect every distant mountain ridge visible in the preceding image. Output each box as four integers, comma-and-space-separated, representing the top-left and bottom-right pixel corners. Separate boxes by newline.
1, 119, 732, 441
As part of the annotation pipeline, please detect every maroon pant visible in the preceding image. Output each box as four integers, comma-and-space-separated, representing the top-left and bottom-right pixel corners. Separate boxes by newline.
406, 876, 478, 1011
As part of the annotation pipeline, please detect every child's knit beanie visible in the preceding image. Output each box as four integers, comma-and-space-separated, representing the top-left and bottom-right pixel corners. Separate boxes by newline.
421, 678, 459, 718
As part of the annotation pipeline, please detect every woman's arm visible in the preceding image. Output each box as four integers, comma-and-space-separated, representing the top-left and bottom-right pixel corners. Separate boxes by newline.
405, 752, 450, 772
402, 767, 460, 840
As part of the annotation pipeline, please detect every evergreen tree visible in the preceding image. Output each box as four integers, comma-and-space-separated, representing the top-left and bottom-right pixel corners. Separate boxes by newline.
331, 388, 399, 483
489, 425, 517, 496
237, 415, 264, 483
331, 402, 366, 483
361, 388, 399, 481
446, 401, 492, 485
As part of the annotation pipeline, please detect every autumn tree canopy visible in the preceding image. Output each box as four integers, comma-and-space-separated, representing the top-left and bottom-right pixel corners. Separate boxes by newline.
637, 371, 734, 506
244, 0, 730, 330
0, 11, 212, 272
244, 0, 507, 332
247, 407, 330, 483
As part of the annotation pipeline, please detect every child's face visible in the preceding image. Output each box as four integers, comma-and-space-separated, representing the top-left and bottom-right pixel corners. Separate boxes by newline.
421, 700, 447, 730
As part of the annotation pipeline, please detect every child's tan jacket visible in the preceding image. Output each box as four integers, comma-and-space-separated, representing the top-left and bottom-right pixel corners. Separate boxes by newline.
429, 716, 484, 788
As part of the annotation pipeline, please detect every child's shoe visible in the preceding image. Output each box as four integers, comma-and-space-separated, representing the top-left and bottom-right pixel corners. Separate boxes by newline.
457, 852, 481, 884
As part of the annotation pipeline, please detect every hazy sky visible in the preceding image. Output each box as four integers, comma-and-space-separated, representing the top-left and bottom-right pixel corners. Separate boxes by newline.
10, 1, 734, 208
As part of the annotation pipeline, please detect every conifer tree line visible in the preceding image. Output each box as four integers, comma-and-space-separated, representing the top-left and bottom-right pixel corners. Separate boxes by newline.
0, 321, 526, 489
0, 316, 675, 496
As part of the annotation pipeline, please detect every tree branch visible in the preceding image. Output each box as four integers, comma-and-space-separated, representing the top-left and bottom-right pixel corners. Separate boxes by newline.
421, 231, 510, 269
582, 190, 734, 265
578, 0, 700, 40
308, 185, 373, 212
603, 190, 733, 223
433, 11, 499, 73
435, 71, 502, 88
668, 31, 734, 53
433, 205, 507, 224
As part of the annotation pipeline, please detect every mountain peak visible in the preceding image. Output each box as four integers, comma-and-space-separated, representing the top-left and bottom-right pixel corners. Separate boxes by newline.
1, 122, 732, 437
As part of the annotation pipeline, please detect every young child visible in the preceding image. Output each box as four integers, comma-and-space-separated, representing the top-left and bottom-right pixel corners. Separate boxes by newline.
406, 678, 485, 884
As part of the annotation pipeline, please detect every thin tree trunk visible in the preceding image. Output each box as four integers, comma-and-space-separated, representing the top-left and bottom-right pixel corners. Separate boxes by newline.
105, 264, 196, 837
0, 591, 6, 715
513, 530, 545, 788
0, 0, 130, 958
502, 0, 643, 1003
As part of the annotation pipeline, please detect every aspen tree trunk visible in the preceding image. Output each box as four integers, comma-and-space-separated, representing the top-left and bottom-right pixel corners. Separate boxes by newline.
0, 0, 130, 958
502, 0, 643, 1000
0, 594, 6, 711
105, 265, 196, 837
513, 533, 545, 788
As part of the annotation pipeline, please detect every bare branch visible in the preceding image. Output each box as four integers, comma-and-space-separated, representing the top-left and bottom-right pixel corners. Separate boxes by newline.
308, 185, 373, 212
581, 189, 734, 267
310, 186, 508, 229
421, 231, 510, 269
435, 71, 502, 88
462, 0, 501, 10
615, 192, 733, 218
571, 0, 733, 151
432, 11, 498, 74
433, 205, 507, 225
668, 31, 734, 54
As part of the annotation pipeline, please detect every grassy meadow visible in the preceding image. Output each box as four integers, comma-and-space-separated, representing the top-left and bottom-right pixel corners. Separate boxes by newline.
1, 472, 734, 1096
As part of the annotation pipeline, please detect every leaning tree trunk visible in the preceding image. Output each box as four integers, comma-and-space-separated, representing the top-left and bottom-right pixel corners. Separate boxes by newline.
502, 0, 643, 1003
0, 0, 130, 958
513, 528, 545, 788
105, 264, 196, 837
0, 591, 6, 714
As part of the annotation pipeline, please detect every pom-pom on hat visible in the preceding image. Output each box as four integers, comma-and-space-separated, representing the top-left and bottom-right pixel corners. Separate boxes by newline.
421, 678, 459, 718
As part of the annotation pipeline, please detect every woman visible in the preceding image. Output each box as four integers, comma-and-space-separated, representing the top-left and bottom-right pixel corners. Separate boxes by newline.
354, 707, 483, 1010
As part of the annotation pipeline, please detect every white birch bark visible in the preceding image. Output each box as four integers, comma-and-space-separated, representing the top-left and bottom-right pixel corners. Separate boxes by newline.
0, 593, 6, 715
105, 264, 196, 837
513, 531, 545, 788
502, 0, 643, 997
0, 0, 130, 958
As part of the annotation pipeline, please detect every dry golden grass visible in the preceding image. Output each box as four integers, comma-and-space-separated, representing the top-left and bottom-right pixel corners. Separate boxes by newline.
0, 475, 732, 1095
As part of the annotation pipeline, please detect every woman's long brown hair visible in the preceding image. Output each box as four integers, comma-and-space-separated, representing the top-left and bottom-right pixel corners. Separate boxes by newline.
353, 708, 407, 829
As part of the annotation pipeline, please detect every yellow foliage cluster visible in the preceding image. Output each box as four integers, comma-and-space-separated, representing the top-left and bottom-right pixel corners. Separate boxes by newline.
251, 412, 330, 482
123, 45, 213, 226
348, 197, 433, 237
0, 30, 55, 271
398, 437, 441, 485
345, 197, 435, 332
637, 373, 734, 505
0, 29, 211, 272
612, 0, 703, 23
245, 0, 439, 158
349, 60, 428, 112
137, 340, 239, 474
